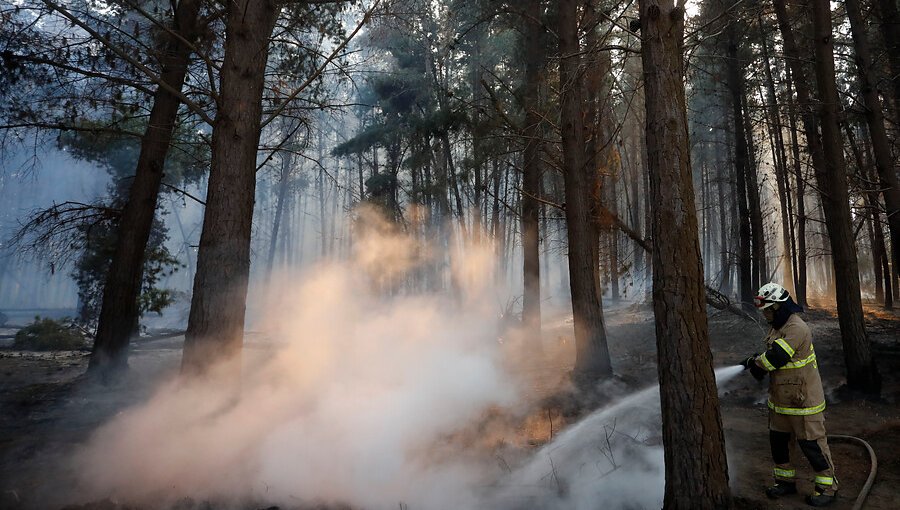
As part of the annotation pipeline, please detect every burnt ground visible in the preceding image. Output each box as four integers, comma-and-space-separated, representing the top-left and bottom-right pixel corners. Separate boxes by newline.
0, 302, 898, 510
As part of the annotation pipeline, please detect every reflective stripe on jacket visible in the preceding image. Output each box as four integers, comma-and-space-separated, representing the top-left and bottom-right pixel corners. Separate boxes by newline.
755, 314, 826, 416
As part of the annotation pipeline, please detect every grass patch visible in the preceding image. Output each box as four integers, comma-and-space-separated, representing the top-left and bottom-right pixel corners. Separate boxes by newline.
13, 317, 87, 351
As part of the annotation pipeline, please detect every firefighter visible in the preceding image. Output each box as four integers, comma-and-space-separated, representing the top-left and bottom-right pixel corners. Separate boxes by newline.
740, 282, 838, 507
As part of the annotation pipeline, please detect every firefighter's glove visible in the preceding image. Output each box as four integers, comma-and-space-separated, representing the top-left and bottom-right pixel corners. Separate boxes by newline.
740, 354, 759, 370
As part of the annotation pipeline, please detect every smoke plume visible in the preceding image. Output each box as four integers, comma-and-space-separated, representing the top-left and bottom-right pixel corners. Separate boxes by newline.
69, 209, 519, 509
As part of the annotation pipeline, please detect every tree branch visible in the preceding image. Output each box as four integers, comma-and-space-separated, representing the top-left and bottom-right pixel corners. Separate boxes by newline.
39, 0, 215, 126
260, 0, 381, 129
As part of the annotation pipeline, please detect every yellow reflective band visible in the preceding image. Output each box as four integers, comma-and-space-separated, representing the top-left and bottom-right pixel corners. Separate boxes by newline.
781, 352, 817, 369
767, 400, 826, 415
774, 338, 795, 357
774, 467, 796, 479
759, 353, 777, 371
815, 475, 834, 486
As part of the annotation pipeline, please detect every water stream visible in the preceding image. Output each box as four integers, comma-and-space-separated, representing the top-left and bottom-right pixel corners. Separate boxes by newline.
486, 365, 746, 509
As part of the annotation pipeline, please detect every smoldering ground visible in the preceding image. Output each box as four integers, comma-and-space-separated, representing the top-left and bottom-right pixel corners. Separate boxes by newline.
21, 210, 744, 510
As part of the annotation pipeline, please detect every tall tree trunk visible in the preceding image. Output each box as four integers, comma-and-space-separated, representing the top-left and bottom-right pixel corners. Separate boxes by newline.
470, 18, 485, 241
741, 91, 767, 288
894, 257, 900, 299
843, 125, 879, 300
265, 151, 293, 282
628, 132, 646, 286
559, 0, 612, 383
809, 0, 881, 393
639, 0, 732, 507
702, 154, 711, 277
784, 65, 808, 307
318, 123, 328, 258
858, 128, 894, 308
643, 139, 653, 300
716, 142, 731, 294
865, 206, 884, 302
182, 0, 278, 377
845, 0, 900, 276
521, 0, 544, 335
89, 0, 201, 376
609, 169, 620, 301
773, 0, 830, 301
726, 36, 753, 306
759, 26, 795, 292
874, 0, 900, 122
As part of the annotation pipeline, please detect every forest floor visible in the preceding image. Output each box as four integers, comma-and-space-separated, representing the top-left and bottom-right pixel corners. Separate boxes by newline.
0, 300, 898, 510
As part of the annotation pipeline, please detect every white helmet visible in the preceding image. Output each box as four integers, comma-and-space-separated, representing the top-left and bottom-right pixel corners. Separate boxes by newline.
754, 282, 790, 309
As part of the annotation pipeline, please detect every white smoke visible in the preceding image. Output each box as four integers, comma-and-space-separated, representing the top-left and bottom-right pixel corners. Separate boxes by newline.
69, 210, 519, 509
64, 208, 746, 509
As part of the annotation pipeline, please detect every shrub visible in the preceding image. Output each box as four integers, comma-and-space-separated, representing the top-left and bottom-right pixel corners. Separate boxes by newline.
13, 317, 87, 351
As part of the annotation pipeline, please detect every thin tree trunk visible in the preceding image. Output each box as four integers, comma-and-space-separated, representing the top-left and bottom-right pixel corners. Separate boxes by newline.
784, 65, 808, 307
716, 141, 731, 294
559, 0, 612, 383
265, 151, 293, 282
759, 26, 795, 293
89, 0, 201, 376
726, 36, 753, 306
845, 0, 900, 276
629, 136, 646, 288
856, 126, 894, 308
639, 0, 733, 507
471, 22, 485, 242
182, 0, 278, 377
702, 155, 711, 277
643, 139, 652, 300
741, 90, 766, 288
809, 0, 881, 394
875, 0, 900, 122
609, 169, 620, 300
865, 206, 883, 302
521, 0, 544, 335
894, 257, 900, 299
317, 124, 327, 258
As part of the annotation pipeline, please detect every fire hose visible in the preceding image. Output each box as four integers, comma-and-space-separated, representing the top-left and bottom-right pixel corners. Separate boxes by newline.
828, 434, 877, 510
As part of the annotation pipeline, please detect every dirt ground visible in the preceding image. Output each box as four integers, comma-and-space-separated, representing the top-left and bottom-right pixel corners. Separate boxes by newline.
0, 301, 898, 510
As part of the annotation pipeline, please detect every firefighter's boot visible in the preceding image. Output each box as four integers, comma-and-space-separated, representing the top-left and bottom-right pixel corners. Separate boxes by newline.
765, 480, 797, 499
805, 489, 837, 507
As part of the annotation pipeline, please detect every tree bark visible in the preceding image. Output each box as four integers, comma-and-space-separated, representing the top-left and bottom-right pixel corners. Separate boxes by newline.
639, 0, 732, 507
89, 0, 201, 377
809, 0, 881, 394
845, 0, 900, 278
182, 0, 278, 377
559, 0, 612, 383
521, 0, 544, 336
